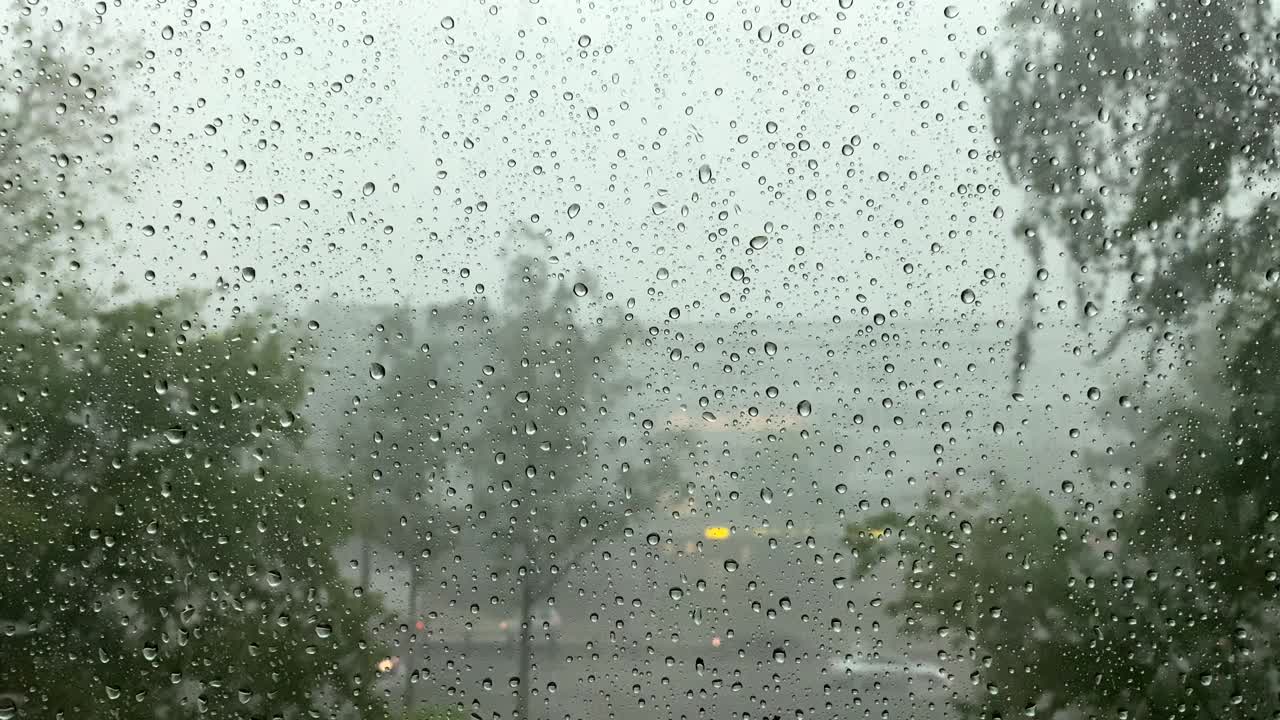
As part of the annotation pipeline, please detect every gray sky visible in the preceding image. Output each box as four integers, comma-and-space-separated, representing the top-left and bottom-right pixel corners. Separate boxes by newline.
69, 0, 1146, 505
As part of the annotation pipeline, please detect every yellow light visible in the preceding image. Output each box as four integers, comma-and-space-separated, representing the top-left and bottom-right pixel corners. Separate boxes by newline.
704, 526, 730, 540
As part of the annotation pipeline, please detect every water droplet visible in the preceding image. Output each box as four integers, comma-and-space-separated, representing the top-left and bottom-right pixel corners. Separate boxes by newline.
1267, 268, 1279, 283
960, 288, 976, 304
241, 266, 256, 282
573, 282, 588, 297
764, 341, 777, 356
164, 427, 187, 445
577, 34, 592, 48
760, 487, 774, 504
749, 235, 768, 250
772, 648, 786, 663
723, 559, 738, 573
698, 164, 712, 183
440, 15, 455, 29
1084, 301, 1100, 317
943, 5, 959, 18
1061, 480, 1075, 494
567, 203, 581, 218
1087, 387, 1102, 401
669, 586, 684, 600
797, 400, 812, 417
993, 421, 1004, 435
254, 196, 269, 211
315, 624, 333, 638
651, 201, 669, 215
646, 533, 660, 546
370, 362, 386, 380
362, 181, 375, 196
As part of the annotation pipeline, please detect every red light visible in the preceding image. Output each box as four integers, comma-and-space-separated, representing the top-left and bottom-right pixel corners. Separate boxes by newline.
416, 620, 425, 631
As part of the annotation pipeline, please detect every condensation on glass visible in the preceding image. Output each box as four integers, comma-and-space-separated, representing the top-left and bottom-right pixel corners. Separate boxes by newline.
2, 0, 1277, 719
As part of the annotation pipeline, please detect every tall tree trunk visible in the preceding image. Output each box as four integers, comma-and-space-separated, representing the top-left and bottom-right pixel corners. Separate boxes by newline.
404, 562, 421, 711
359, 536, 372, 592
514, 575, 534, 720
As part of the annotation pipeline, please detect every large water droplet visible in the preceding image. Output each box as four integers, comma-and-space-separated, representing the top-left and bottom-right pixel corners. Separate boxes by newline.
369, 362, 386, 380
797, 400, 812, 417
960, 288, 976, 304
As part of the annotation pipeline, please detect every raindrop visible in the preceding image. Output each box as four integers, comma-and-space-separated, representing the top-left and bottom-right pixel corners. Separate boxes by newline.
993, 421, 1004, 435
652, 201, 669, 215
254, 196, 269, 211
362, 181, 376, 196
723, 559, 739, 572
764, 341, 777, 356
370, 362, 386, 380
646, 533, 660, 546
164, 427, 186, 445
669, 587, 684, 600
943, 5, 959, 17
441, 15, 455, 29
698, 164, 712, 183
315, 624, 333, 638
1084, 301, 1100, 317
760, 487, 774, 504
797, 400, 812, 417
573, 282, 589, 297
1087, 387, 1102, 401
749, 235, 768, 250
960, 288, 976, 304
241, 266, 256, 282
567, 203, 581, 218
577, 34, 592, 48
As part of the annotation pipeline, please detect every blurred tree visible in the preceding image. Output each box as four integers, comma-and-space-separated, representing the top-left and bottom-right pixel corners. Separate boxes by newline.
0, 9, 387, 720
356, 300, 474, 712
457, 234, 679, 720
849, 1, 1280, 719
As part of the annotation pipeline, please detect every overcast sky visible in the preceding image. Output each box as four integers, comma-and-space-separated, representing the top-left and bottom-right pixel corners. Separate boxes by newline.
39, 0, 1152, 507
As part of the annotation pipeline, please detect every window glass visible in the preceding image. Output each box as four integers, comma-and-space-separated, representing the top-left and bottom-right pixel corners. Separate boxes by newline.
3, 1, 1278, 719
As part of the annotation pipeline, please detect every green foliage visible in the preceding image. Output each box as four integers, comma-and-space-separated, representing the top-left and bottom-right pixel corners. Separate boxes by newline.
0, 11, 388, 719
979, 0, 1280, 376
851, 2, 1280, 719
